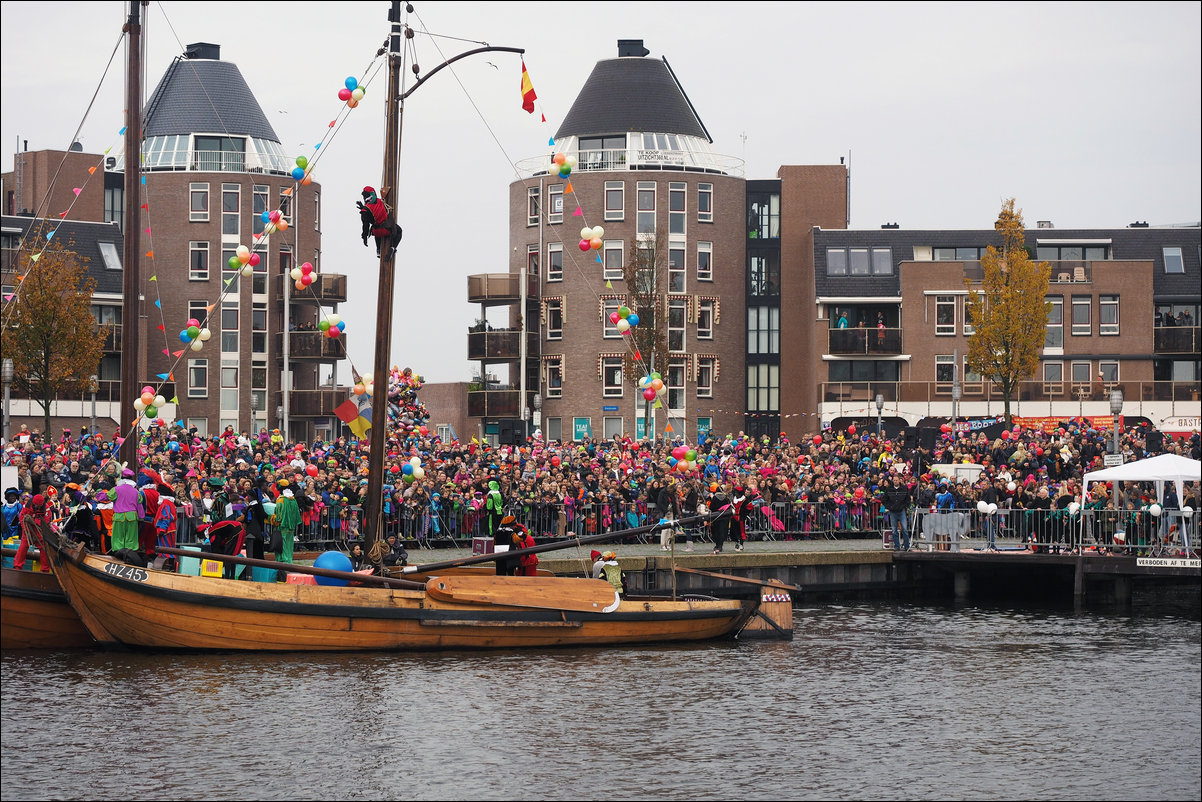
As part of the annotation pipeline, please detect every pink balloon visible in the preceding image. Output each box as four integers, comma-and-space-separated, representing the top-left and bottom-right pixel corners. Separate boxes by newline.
338, 88, 352, 101
643, 388, 656, 401
609, 312, 620, 324
578, 239, 591, 252
248, 253, 260, 267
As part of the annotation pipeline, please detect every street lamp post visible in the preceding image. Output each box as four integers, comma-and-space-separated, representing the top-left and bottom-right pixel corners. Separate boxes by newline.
875, 393, 884, 440
249, 393, 260, 435
1, 358, 12, 444
89, 374, 98, 436
1109, 389, 1124, 459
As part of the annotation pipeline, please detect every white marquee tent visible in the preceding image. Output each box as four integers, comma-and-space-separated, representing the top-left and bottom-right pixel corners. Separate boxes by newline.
1081, 453, 1201, 549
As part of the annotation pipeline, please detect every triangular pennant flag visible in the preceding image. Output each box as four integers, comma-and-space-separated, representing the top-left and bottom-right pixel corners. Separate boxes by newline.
173, 350, 184, 357
157, 324, 164, 331
145, 251, 153, 258
141, 203, 148, 210
170, 396, 179, 404
565, 182, 574, 193
119, 126, 127, 135
29, 254, 38, 262
206, 304, 215, 312
140, 176, 146, 185
548, 137, 555, 146
157, 373, 169, 380
168, 372, 174, 381
72, 188, 82, 195
2, 295, 11, 302
654, 399, 663, 409
282, 187, 293, 196
665, 423, 674, 432
635, 350, 642, 360
88, 166, 96, 175
596, 255, 603, 263
541, 114, 546, 123
149, 275, 156, 281
573, 207, 583, 217
605, 279, 612, 288
45, 231, 53, 240
145, 227, 151, 235
162, 348, 169, 355
59, 211, 67, 217
154, 299, 161, 308
104, 147, 111, 155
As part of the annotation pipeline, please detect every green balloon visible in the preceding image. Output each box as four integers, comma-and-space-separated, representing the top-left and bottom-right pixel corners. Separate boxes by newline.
187, 325, 200, 339
145, 404, 157, 417
228, 256, 240, 269
319, 320, 330, 331
296, 156, 308, 169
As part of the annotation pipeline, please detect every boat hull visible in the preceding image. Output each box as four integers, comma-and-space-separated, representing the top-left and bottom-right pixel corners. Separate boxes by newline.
45, 540, 756, 652
1, 566, 94, 649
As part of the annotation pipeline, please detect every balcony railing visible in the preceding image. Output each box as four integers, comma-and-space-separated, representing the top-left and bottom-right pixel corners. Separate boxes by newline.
285, 388, 347, 417
821, 380, 1201, 405
467, 388, 520, 419
961, 259, 1096, 284
101, 325, 122, 353
1154, 325, 1199, 354
467, 328, 540, 362
274, 331, 348, 360
828, 327, 902, 355
514, 148, 745, 179
276, 273, 348, 305
467, 273, 540, 304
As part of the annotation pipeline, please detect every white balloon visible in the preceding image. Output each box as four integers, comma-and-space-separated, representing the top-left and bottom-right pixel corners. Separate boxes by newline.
1148, 503, 1162, 517
241, 265, 253, 277
580, 227, 592, 240
410, 456, 421, 466
977, 500, 988, 513
190, 339, 204, 351
329, 314, 341, 326
987, 503, 998, 515
1182, 506, 1194, 519
199, 328, 212, 342
1068, 502, 1080, 515
1007, 482, 1016, 492
412, 467, 425, 480
565, 155, 577, 168
154, 395, 166, 408
133, 399, 145, 412
592, 225, 605, 239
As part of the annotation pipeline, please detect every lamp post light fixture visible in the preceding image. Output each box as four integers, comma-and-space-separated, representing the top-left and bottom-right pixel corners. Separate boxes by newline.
1, 358, 13, 444
1109, 389, 1124, 458
249, 393, 260, 435
532, 392, 542, 428
89, 374, 98, 436
875, 393, 884, 440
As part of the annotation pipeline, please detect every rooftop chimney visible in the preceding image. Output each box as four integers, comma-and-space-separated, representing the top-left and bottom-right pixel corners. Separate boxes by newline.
1036, 220, 1054, 229
881, 222, 899, 229
185, 42, 221, 60
617, 39, 650, 57
1128, 221, 1149, 228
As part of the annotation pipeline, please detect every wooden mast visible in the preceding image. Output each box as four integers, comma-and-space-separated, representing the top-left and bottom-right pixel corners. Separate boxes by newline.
118, 0, 145, 471
364, 1, 404, 556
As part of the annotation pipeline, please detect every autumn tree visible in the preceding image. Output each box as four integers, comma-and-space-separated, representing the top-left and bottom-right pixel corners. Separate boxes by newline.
621, 232, 668, 438
964, 199, 1052, 424
0, 248, 105, 435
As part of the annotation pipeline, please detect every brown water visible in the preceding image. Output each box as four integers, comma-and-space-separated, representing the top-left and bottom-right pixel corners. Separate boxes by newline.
2, 594, 1198, 801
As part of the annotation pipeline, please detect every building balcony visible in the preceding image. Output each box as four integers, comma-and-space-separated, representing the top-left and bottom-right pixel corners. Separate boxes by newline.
274, 331, 348, 360
961, 259, 1096, 284
467, 388, 521, 419
101, 325, 122, 353
467, 328, 540, 363
514, 148, 745, 179
820, 380, 1201, 405
1154, 325, 1199, 354
276, 273, 348, 305
467, 273, 540, 305
285, 388, 348, 417
827, 327, 902, 355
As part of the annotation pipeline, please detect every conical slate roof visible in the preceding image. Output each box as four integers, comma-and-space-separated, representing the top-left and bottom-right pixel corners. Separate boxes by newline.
143, 49, 279, 142
555, 53, 709, 142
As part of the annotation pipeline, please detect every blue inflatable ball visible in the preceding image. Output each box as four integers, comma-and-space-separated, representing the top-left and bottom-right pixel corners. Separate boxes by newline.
291, 166, 305, 181
313, 550, 353, 586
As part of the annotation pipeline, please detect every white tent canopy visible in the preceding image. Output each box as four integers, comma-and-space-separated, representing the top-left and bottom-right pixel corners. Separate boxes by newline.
1082, 454, 1201, 549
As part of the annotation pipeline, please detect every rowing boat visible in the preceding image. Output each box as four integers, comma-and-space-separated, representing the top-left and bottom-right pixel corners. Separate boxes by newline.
1, 556, 93, 649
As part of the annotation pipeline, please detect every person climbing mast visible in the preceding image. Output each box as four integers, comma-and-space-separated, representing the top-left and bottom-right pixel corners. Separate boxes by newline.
357, 185, 402, 258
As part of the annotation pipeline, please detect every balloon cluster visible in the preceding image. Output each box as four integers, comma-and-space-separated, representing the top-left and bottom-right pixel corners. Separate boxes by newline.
290, 155, 313, 184
352, 372, 375, 397
228, 245, 262, 277
639, 372, 666, 402
290, 261, 318, 291
337, 76, 366, 108
578, 225, 605, 252
318, 313, 345, 339
976, 500, 1000, 515
609, 304, 640, 334
260, 208, 290, 235
389, 367, 430, 438
133, 385, 167, 425
551, 152, 576, 178
667, 444, 699, 473
391, 456, 425, 483
178, 317, 213, 352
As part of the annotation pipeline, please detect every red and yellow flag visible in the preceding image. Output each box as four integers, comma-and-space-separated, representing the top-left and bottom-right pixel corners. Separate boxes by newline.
520, 60, 537, 114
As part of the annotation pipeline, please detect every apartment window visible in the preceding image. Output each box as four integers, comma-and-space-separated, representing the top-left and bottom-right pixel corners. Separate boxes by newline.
668, 182, 686, 236
527, 245, 539, 277
221, 365, 239, 410
668, 298, 687, 351
748, 194, 780, 239
849, 248, 871, 276
221, 304, 239, 352
1071, 361, 1092, 388
1045, 297, 1063, 348
603, 241, 624, 281
547, 243, 563, 282
221, 248, 237, 284
668, 245, 685, 292
98, 241, 121, 270
186, 418, 209, 436
279, 190, 292, 225
697, 183, 713, 223
252, 185, 268, 236
1043, 362, 1064, 395
697, 299, 714, 340
1163, 247, 1184, 274
189, 242, 210, 280
527, 186, 540, 226
749, 253, 780, 296
871, 248, 893, 275
251, 364, 267, 414
963, 296, 976, 336
547, 183, 564, 224
935, 354, 956, 385
602, 356, 624, 397
312, 192, 320, 232
221, 184, 240, 236
545, 417, 562, 442
1037, 244, 1110, 261
697, 242, 713, 282
105, 186, 123, 228
934, 247, 984, 261
604, 181, 624, 221
190, 183, 209, 222
545, 356, 563, 398
1071, 296, 1091, 336
935, 295, 956, 335
636, 181, 656, 235
251, 303, 267, 353
603, 298, 623, 338
667, 358, 686, 411
697, 357, 715, 397
747, 306, 780, 355
826, 248, 848, 276
251, 247, 267, 295
280, 248, 292, 284
1099, 361, 1119, 383
1099, 295, 1119, 335
188, 359, 208, 398
747, 363, 779, 412
545, 298, 563, 340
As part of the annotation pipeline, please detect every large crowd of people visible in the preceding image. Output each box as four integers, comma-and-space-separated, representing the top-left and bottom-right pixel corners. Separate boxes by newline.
3, 404, 1199, 564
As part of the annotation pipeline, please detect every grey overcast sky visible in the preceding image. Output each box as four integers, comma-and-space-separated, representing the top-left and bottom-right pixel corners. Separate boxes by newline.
2, 1, 1199, 384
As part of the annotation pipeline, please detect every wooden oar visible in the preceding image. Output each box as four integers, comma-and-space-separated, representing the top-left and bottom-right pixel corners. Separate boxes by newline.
674, 566, 802, 593
403, 510, 730, 575
153, 546, 425, 589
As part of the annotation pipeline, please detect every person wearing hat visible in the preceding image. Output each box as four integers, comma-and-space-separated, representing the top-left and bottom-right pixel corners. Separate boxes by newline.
2, 487, 21, 541
656, 477, 682, 551
152, 482, 178, 565
598, 550, 624, 595
106, 468, 144, 553
272, 485, 302, 568
493, 515, 521, 576
356, 185, 402, 257
589, 549, 605, 579
708, 483, 735, 555
13, 493, 52, 572
484, 479, 505, 542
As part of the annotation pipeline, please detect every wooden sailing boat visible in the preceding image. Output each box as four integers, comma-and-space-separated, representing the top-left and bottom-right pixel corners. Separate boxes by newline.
38, 2, 761, 653
1, 550, 93, 649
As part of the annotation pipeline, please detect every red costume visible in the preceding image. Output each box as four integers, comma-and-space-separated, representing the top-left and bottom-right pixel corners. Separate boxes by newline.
357, 186, 402, 257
